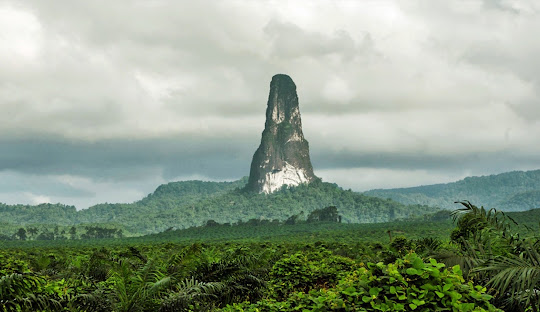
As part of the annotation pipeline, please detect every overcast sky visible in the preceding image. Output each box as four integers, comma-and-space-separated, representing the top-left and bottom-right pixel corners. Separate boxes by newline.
1, 0, 540, 209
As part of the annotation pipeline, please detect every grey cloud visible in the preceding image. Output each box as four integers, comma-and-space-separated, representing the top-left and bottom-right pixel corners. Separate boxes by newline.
2, 133, 537, 186
0, 171, 94, 197
482, 0, 520, 13
0, 136, 257, 181
507, 97, 540, 122
264, 19, 359, 60
311, 149, 540, 174
404, 1, 540, 121
1, 0, 540, 208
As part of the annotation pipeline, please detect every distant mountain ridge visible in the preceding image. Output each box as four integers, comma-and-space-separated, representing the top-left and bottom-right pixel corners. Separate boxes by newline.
3, 169, 540, 236
76, 178, 439, 234
364, 169, 540, 211
0, 178, 436, 236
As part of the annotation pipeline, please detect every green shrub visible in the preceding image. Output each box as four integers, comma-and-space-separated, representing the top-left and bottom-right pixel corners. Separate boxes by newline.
269, 250, 355, 299
222, 253, 501, 311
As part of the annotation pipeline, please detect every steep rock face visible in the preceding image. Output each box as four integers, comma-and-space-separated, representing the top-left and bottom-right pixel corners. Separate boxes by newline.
246, 74, 317, 193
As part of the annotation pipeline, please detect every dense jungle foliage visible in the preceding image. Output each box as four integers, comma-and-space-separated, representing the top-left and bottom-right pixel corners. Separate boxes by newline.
1, 202, 539, 311
2, 207, 538, 246
4, 169, 540, 239
0, 179, 438, 236
365, 169, 540, 211
0, 207, 455, 248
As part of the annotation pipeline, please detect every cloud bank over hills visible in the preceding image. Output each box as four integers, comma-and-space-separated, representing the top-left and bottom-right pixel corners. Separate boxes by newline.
1, 1, 540, 208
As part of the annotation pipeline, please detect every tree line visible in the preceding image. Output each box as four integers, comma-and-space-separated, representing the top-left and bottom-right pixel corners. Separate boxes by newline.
1, 225, 123, 241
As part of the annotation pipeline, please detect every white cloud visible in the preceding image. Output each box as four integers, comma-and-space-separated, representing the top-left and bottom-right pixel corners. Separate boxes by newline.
26, 193, 50, 205
1, 0, 540, 206
0, 5, 42, 61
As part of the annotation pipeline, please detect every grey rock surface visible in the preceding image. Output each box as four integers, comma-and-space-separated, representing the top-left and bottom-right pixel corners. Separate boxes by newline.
246, 74, 317, 193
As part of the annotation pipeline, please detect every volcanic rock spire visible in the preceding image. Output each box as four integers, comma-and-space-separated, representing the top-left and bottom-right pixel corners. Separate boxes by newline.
246, 74, 317, 193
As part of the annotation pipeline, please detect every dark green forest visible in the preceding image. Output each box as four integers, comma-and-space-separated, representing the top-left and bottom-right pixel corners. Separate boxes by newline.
3, 170, 540, 239
0, 178, 437, 237
365, 169, 540, 211
2, 202, 539, 311
3, 172, 540, 311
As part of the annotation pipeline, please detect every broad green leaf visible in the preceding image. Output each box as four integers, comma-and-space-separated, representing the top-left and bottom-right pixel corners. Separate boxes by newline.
412, 257, 424, 270
406, 268, 418, 275
369, 287, 381, 296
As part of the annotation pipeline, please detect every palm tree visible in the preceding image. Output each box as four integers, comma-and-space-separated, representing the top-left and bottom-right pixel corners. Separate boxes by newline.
0, 272, 62, 311
448, 201, 540, 311
107, 257, 172, 312
475, 241, 540, 311
158, 277, 224, 312
162, 245, 267, 310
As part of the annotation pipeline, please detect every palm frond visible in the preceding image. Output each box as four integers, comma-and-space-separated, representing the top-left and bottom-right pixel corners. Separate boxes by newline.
0, 272, 62, 311
71, 288, 112, 312
475, 245, 540, 310
147, 275, 173, 296
159, 277, 224, 312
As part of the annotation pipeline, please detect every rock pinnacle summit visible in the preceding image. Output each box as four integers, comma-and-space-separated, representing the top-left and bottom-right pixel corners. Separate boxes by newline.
246, 74, 317, 193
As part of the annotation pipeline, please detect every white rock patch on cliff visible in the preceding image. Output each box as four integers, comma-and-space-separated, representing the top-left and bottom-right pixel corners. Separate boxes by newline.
259, 162, 309, 194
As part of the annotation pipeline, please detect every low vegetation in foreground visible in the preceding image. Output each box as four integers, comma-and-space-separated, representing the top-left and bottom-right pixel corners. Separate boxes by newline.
1, 202, 539, 311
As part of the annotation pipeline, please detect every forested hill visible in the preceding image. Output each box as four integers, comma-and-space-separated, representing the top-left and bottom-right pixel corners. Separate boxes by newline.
0, 203, 77, 226
365, 169, 540, 211
75, 179, 439, 234
0, 178, 437, 236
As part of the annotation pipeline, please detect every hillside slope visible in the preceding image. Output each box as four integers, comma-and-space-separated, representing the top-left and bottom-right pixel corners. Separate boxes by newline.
365, 169, 540, 211
0, 178, 437, 235
0, 203, 77, 226
77, 179, 437, 234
